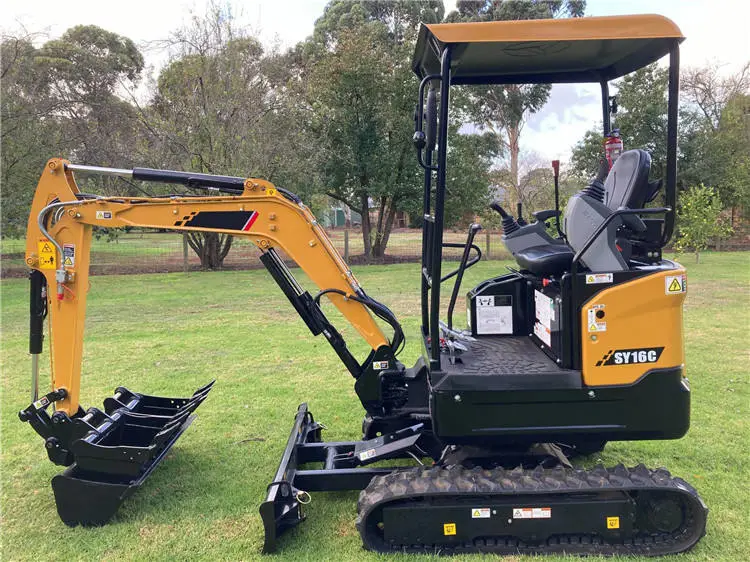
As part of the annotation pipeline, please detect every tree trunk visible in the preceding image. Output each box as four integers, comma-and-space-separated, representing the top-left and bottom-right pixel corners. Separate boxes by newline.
508, 125, 521, 209
187, 232, 233, 269
372, 198, 397, 258
360, 195, 372, 259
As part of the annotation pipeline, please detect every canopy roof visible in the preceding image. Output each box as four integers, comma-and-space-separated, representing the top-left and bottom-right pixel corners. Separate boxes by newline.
412, 15, 684, 84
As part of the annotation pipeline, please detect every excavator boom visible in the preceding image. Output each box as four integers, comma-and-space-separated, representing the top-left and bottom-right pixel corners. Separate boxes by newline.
26, 159, 392, 414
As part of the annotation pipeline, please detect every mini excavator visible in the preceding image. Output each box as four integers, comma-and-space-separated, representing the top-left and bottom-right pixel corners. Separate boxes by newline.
21, 14, 707, 556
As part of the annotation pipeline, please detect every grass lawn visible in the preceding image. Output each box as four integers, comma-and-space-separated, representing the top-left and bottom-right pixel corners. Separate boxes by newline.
1, 252, 748, 561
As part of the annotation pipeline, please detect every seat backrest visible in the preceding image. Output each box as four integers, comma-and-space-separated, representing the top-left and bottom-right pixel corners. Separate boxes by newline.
562, 152, 653, 273
603, 149, 652, 210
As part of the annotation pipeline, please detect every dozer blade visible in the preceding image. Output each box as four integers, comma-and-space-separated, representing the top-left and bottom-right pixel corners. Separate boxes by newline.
25, 381, 214, 527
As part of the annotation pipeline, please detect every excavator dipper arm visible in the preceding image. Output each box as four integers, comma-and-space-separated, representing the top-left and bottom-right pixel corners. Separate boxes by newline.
24, 159, 394, 416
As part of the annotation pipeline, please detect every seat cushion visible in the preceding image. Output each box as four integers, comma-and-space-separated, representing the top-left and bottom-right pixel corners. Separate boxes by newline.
515, 244, 574, 276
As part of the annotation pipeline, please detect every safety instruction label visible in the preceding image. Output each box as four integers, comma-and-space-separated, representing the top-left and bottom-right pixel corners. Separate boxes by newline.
96, 210, 112, 220
37, 239, 56, 270
534, 291, 553, 346
665, 274, 686, 295
63, 244, 75, 267
358, 448, 376, 462
475, 295, 513, 335
586, 273, 613, 284
372, 361, 389, 370
607, 516, 620, 529
471, 508, 491, 519
587, 304, 606, 332
443, 523, 456, 536
513, 507, 551, 519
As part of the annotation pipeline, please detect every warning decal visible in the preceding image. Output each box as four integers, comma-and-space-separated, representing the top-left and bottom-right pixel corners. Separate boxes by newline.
587, 304, 606, 333
665, 274, 687, 295
38, 239, 56, 270
471, 508, 491, 519
586, 273, 613, 285
512, 507, 551, 519
358, 448, 376, 462
63, 244, 75, 267
607, 516, 620, 529
443, 523, 456, 536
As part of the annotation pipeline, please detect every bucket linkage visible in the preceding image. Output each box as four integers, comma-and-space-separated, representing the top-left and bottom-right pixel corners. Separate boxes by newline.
19, 380, 214, 526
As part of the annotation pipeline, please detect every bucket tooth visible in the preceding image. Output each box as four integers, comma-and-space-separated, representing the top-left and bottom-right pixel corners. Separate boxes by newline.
39, 381, 214, 527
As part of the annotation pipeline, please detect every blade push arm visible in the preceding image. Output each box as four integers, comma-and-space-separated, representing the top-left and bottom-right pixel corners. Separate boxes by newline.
25, 159, 392, 414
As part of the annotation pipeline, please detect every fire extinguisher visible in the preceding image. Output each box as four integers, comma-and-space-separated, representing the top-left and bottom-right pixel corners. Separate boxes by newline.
604, 129, 623, 169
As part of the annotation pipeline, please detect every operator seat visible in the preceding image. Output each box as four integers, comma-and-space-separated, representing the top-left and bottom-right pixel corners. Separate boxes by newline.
514, 150, 656, 276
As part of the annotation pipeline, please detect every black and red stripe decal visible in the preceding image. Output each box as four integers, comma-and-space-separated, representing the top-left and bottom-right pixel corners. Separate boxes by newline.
174, 210, 259, 231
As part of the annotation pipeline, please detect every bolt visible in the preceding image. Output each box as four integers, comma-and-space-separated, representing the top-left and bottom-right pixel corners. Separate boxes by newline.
454, 394, 461, 402
588, 390, 596, 399
269, 213, 276, 220
309, 240, 316, 247
173, 209, 178, 214
269, 225, 277, 231
493, 510, 497, 515
75, 212, 81, 218
508, 518, 512, 524
591, 334, 597, 341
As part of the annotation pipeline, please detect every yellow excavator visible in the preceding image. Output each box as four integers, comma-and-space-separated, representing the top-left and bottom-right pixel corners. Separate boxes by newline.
20, 14, 707, 556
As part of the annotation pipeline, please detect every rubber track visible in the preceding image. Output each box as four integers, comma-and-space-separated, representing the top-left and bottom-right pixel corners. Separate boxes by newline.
356, 464, 707, 556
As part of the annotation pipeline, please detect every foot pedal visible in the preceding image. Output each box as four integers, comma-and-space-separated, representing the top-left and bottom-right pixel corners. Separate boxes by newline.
19, 381, 214, 526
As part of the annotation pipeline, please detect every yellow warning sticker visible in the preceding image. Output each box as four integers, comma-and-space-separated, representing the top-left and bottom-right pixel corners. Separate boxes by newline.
443, 523, 456, 536
607, 516, 620, 529
63, 244, 75, 267
471, 508, 490, 519
665, 274, 686, 295
38, 239, 56, 270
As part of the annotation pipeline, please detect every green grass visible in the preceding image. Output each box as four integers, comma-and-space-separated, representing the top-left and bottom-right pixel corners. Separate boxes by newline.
1, 252, 748, 561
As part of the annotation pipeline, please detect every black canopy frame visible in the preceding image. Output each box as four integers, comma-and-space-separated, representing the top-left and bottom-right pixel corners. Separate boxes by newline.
413, 17, 683, 371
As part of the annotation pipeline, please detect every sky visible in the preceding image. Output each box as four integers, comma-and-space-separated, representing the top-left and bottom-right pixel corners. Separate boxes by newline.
5, 0, 749, 164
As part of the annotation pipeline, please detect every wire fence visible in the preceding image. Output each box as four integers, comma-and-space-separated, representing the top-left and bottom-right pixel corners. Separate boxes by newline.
0, 228, 514, 278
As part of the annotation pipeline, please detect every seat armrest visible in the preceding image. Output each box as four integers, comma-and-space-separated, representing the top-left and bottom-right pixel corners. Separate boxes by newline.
532, 209, 560, 223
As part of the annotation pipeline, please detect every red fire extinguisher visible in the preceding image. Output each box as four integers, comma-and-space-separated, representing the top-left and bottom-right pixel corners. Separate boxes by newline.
604, 129, 623, 169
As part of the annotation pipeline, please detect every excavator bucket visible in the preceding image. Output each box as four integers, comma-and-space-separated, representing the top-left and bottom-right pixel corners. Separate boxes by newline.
20, 381, 214, 526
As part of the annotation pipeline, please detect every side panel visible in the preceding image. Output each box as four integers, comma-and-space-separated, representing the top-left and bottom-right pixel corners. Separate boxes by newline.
580, 266, 686, 386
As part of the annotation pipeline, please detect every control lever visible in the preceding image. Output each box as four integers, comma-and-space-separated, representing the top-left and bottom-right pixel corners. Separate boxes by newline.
490, 201, 520, 235
516, 202, 528, 226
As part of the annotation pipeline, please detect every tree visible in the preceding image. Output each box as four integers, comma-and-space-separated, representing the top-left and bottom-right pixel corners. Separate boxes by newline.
1, 26, 144, 237
448, 0, 585, 210
1, 33, 60, 237
674, 185, 733, 262
35, 25, 145, 186
300, 1, 444, 259
570, 64, 669, 180
682, 61, 750, 130
145, 4, 294, 268
680, 62, 750, 216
